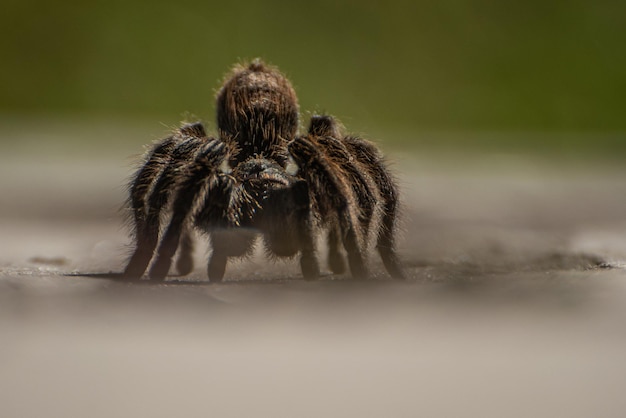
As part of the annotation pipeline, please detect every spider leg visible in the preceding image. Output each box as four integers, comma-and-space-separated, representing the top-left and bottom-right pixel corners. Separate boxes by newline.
124, 125, 207, 278
123, 136, 178, 278
342, 135, 405, 279
149, 135, 208, 276
307, 116, 346, 274
288, 136, 368, 279
307, 114, 342, 138
291, 179, 320, 280
307, 115, 382, 276
168, 123, 207, 276
149, 139, 230, 280
307, 115, 405, 279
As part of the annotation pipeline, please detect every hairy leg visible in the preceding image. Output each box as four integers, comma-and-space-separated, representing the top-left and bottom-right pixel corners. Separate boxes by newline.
291, 179, 320, 280
308, 116, 380, 238
307, 115, 342, 138
149, 139, 229, 280
376, 194, 405, 279
289, 136, 368, 279
124, 136, 178, 278
124, 134, 206, 278
308, 115, 404, 279
309, 117, 346, 275
343, 136, 405, 279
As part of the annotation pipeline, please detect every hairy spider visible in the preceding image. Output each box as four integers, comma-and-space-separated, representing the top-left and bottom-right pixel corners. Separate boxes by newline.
123, 60, 404, 281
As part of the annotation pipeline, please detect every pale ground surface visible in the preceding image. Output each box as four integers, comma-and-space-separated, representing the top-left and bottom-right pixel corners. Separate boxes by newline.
1, 139, 626, 418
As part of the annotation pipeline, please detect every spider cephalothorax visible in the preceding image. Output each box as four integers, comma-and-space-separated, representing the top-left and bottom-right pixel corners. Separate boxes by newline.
123, 59, 404, 281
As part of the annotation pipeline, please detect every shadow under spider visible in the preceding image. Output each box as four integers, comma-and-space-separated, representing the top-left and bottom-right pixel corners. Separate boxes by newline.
64, 271, 341, 286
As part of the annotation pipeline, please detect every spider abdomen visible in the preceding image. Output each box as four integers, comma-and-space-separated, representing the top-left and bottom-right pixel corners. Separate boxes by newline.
216, 60, 299, 164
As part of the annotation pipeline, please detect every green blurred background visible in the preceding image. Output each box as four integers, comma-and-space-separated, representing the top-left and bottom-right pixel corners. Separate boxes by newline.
1, 0, 625, 155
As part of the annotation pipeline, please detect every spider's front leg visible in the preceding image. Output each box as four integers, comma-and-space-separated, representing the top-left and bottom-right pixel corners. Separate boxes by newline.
308, 115, 405, 280
288, 136, 369, 279
148, 139, 231, 280
123, 136, 178, 278
123, 123, 207, 279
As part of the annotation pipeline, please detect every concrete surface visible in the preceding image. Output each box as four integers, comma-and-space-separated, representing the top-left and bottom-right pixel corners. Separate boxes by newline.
1, 149, 626, 417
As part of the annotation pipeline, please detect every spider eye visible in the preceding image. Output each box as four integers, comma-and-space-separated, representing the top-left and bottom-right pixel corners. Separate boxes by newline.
219, 160, 232, 174
285, 156, 299, 176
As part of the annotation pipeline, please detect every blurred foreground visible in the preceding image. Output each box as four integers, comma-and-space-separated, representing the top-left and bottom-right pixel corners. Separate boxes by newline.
1, 129, 626, 417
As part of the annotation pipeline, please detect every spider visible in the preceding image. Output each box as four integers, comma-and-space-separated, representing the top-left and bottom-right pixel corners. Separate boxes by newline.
122, 59, 404, 282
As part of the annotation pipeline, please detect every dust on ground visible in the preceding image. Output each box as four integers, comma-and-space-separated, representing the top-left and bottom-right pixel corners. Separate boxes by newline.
1, 148, 626, 418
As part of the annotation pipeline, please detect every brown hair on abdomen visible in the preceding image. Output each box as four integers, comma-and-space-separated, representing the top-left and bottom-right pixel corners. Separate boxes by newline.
216, 60, 299, 163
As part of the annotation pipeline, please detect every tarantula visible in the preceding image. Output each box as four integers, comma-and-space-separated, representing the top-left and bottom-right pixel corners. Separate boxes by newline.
123, 60, 404, 282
